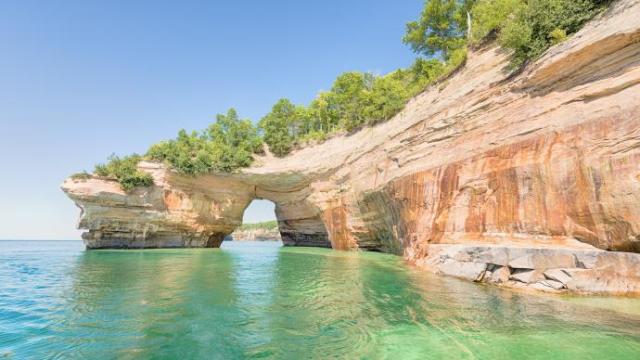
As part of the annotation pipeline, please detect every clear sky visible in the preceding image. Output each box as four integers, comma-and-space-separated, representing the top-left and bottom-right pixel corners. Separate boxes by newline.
0, 0, 421, 240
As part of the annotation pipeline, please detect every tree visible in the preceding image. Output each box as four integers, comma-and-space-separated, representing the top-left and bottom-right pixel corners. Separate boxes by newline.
363, 73, 410, 125
146, 108, 261, 175
403, 0, 476, 60
469, 0, 524, 43
259, 98, 297, 156
308, 92, 339, 133
330, 72, 369, 131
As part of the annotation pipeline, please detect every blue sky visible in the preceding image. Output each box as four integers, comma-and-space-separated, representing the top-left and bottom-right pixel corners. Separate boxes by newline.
0, 0, 421, 240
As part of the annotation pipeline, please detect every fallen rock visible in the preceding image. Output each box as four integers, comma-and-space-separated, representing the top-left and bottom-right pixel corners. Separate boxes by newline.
489, 266, 511, 283
544, 269, 572, 285
437, 259, 488, 282
509, 269, 544, 284
508, 252, 576, 271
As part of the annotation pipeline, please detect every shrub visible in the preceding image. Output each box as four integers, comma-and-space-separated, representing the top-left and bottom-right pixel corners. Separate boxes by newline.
70, 171, 92, 180
470, 0, 524, 44
94, 154, 154, 191
498, 0, 606, 67
363, 73, 411, 125
549, 28, 567, 44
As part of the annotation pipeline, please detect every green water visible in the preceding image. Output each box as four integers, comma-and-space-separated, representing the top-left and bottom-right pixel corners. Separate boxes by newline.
1, 240, 640, 359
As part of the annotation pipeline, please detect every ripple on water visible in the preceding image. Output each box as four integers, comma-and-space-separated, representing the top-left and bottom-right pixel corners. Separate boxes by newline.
1, 240, 640, 359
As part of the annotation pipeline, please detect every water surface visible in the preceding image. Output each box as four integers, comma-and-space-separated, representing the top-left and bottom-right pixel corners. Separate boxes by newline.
1, 240, 640, 359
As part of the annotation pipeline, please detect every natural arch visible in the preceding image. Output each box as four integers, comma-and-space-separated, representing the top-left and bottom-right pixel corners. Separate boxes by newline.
243, 195, 331, 248
62, 163, 333, 249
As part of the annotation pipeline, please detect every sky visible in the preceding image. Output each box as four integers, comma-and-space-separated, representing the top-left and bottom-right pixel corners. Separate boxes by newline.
0, 0, 421, 240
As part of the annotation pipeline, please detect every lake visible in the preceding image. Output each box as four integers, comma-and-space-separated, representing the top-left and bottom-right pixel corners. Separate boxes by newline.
1, 240, 640, 359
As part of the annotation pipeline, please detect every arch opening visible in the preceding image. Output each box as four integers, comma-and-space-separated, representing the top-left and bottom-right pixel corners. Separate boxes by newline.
223, 199, 282, 244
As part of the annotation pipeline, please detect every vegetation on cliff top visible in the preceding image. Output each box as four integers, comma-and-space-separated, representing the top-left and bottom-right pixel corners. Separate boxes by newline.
85, 0, 609, 190
93, 154, 154, 191
146, 109, 262, 175
237, 220, 279, 231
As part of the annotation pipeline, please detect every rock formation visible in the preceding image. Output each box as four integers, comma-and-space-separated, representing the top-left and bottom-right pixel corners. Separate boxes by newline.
63, 0, 640, 294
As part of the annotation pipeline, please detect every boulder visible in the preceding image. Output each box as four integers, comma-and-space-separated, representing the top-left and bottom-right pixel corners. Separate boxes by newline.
509, 269, 544, 284
544, 269, 572, 285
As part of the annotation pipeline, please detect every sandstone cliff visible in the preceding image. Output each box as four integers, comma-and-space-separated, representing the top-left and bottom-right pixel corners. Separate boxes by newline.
63, 0, 640, 294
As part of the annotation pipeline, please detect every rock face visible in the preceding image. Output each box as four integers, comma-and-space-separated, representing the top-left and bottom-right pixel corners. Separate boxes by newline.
62, 0, 640, 294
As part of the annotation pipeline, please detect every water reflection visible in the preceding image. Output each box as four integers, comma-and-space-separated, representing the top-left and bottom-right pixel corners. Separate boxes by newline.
59, 248, 241, 359
1, 240, 640, 359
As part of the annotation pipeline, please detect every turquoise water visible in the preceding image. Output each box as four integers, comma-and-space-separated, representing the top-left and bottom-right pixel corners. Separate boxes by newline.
1, 240, 640, 359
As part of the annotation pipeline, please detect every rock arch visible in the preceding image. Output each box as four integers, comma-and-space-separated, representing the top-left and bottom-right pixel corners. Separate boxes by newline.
63, 161, 332, 249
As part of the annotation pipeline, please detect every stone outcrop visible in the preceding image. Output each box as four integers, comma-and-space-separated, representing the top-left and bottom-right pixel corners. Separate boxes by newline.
63, 0, 640, 294
418, 245, 640, 294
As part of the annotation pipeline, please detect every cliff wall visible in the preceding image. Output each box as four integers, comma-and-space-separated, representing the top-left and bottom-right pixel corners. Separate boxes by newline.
63, 0, 640, 294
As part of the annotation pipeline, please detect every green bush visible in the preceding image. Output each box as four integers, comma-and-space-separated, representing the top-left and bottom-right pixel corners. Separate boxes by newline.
94, 154, 154, 191
297, 130, 328, 144
363, 72, 411, 125
497, 0, 606, 67
71, 171, 92, 180
470, 0, 524, 43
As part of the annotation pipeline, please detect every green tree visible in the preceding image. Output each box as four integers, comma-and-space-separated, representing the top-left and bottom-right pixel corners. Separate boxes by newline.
363, 73, 410, 125
403, 0, 476, 60
330, 72, 369, 131
147, 108, 261, 175
470, 0, 524, 43
259, 98, 297, 156
308, 92, 339, 134
409, 58, 446, 91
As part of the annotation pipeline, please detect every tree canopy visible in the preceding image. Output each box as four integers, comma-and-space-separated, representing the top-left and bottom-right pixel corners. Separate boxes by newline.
403, 0, 476, 60
87, 0, 610, 190
146, 108, 262, 175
